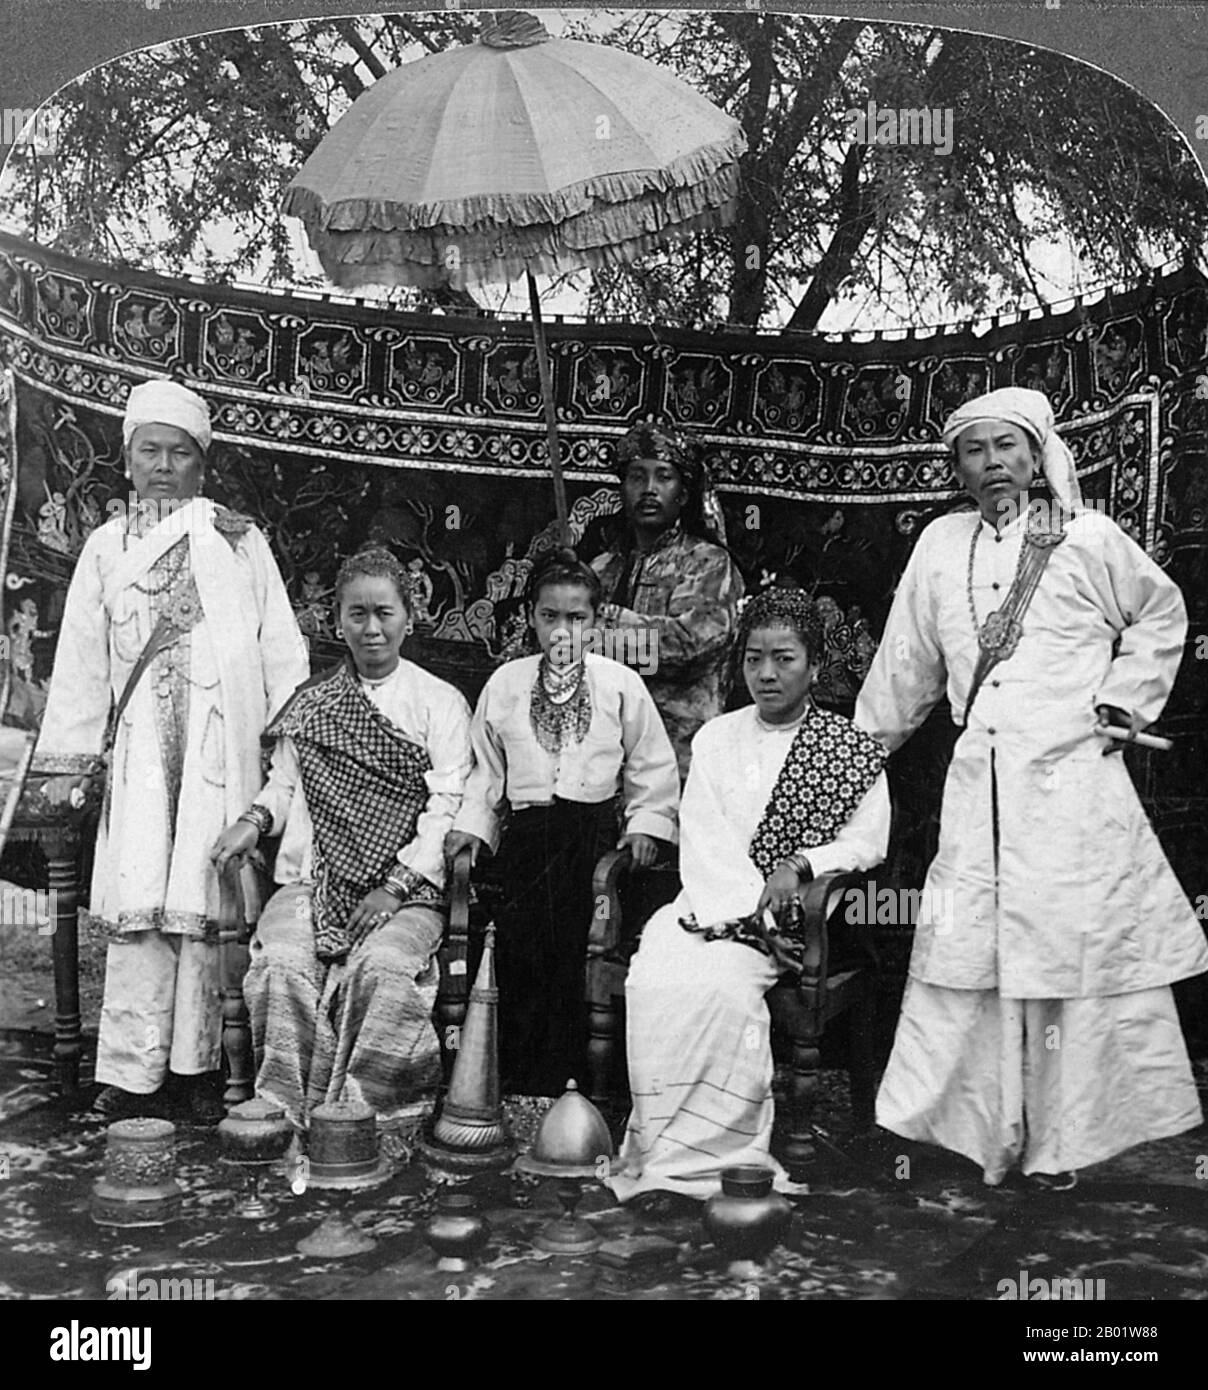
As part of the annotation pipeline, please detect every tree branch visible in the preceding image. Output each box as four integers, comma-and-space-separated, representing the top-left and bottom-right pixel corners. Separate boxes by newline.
785, 28, 957, 330
728, 17, 864, 325
335, 19, 388, 80
785, 142, 875, 331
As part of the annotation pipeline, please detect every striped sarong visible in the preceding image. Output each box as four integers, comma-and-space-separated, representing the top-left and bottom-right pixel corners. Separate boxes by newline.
245, 884, 443, 1129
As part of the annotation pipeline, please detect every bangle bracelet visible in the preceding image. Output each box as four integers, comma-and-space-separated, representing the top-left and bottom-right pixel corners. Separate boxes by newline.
383, 868, 418, 901
238, 804, 273, 837
781, 851, 813, 880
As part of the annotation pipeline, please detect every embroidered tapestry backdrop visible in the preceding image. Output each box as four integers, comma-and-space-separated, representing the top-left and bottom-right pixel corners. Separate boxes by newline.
1, 230, 1205, 993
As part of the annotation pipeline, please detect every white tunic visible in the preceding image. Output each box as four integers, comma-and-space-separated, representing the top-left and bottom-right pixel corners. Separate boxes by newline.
855, 506, 1208, 998
36, 500, 310, 934
677, 707, 891, 928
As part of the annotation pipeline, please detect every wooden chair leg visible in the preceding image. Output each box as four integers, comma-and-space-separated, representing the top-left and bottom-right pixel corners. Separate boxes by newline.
47, 834, 82, 1095
217, 870, 253, 1107
435, 987, 468, 1085
849, 977, 877, 1132
219, 938, 253, 1106
587, 992, 617, 1109
781, 1030, 821, 1174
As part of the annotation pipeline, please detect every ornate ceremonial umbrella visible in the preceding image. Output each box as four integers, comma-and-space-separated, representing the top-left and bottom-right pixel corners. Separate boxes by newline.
283, 9, 746, 541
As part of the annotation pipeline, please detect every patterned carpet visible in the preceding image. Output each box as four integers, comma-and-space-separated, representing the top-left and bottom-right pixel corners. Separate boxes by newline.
2, 1035, 1206, 1302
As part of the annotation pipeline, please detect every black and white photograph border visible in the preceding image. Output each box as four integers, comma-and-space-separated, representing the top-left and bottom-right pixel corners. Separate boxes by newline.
0, 0, 1205, 1339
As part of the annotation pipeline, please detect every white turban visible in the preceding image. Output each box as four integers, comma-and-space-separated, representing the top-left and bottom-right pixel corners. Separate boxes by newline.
942, 386, 1082, 511
123, 379, 212, 453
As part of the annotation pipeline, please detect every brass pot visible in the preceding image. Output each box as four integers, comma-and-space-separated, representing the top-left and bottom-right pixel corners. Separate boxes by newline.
424, 1188, 491, 1271
701, 1165, 792, 1261
304, 1100, 392, 1190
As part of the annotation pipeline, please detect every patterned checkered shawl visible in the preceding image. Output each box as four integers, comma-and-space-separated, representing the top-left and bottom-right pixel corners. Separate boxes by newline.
269, 661, 434, 962
683, 706, 886, 965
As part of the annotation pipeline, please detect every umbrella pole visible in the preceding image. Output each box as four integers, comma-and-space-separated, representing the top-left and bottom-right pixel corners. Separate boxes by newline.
526, 269, 570, 547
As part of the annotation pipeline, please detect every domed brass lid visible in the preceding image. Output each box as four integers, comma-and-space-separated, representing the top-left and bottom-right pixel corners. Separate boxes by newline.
515, 1081, 619, 1178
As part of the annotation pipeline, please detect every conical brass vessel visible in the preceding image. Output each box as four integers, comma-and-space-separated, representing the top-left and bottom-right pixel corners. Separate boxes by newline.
423, 924, 514, 1172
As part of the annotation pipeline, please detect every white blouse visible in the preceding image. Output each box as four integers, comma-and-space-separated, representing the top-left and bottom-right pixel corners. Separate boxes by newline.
453, 653, 679, 852
680, 706, 891, 931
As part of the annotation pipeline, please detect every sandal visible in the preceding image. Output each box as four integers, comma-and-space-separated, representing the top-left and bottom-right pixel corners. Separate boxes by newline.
629, 1190, 701, 1220
1027, 1170, 1078, 1192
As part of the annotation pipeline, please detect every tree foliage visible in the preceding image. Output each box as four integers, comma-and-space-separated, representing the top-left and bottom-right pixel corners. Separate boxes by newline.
2, 9, 1205, 331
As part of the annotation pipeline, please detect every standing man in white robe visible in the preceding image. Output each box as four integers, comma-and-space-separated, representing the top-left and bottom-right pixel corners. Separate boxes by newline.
856, 386, 1208, 1189
36, 379, 310, 1121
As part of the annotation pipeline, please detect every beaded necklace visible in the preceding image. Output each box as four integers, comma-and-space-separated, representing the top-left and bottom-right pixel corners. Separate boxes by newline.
529, 657, 592, 754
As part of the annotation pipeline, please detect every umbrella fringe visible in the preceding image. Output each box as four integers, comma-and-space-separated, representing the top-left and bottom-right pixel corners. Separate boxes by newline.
284, 130, 746, 237
309, 201, 739, 293
293, 173, 740, 289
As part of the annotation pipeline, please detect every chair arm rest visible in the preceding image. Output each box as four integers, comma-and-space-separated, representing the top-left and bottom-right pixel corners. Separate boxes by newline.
440, 846, 473, 1002
794, 866, 883, 990
797, 869, 867, 934
587, 846, 634, 957
216, 860, 254, 947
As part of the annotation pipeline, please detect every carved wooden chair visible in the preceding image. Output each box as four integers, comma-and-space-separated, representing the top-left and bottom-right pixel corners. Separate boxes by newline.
439, 843, 882, 1171
586, 850, 882, 1172
216, 852, 478, 1105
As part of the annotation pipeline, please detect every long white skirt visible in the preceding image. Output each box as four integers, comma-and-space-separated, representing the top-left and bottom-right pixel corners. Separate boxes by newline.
607, 900, 787, 1202
877, 978, 1204, 1183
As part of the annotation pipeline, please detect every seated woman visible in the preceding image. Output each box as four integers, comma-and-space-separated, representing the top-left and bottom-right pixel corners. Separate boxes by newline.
211, 546, 471, 1131
608, 588, 891, 1206
445, 550, 679, 1098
